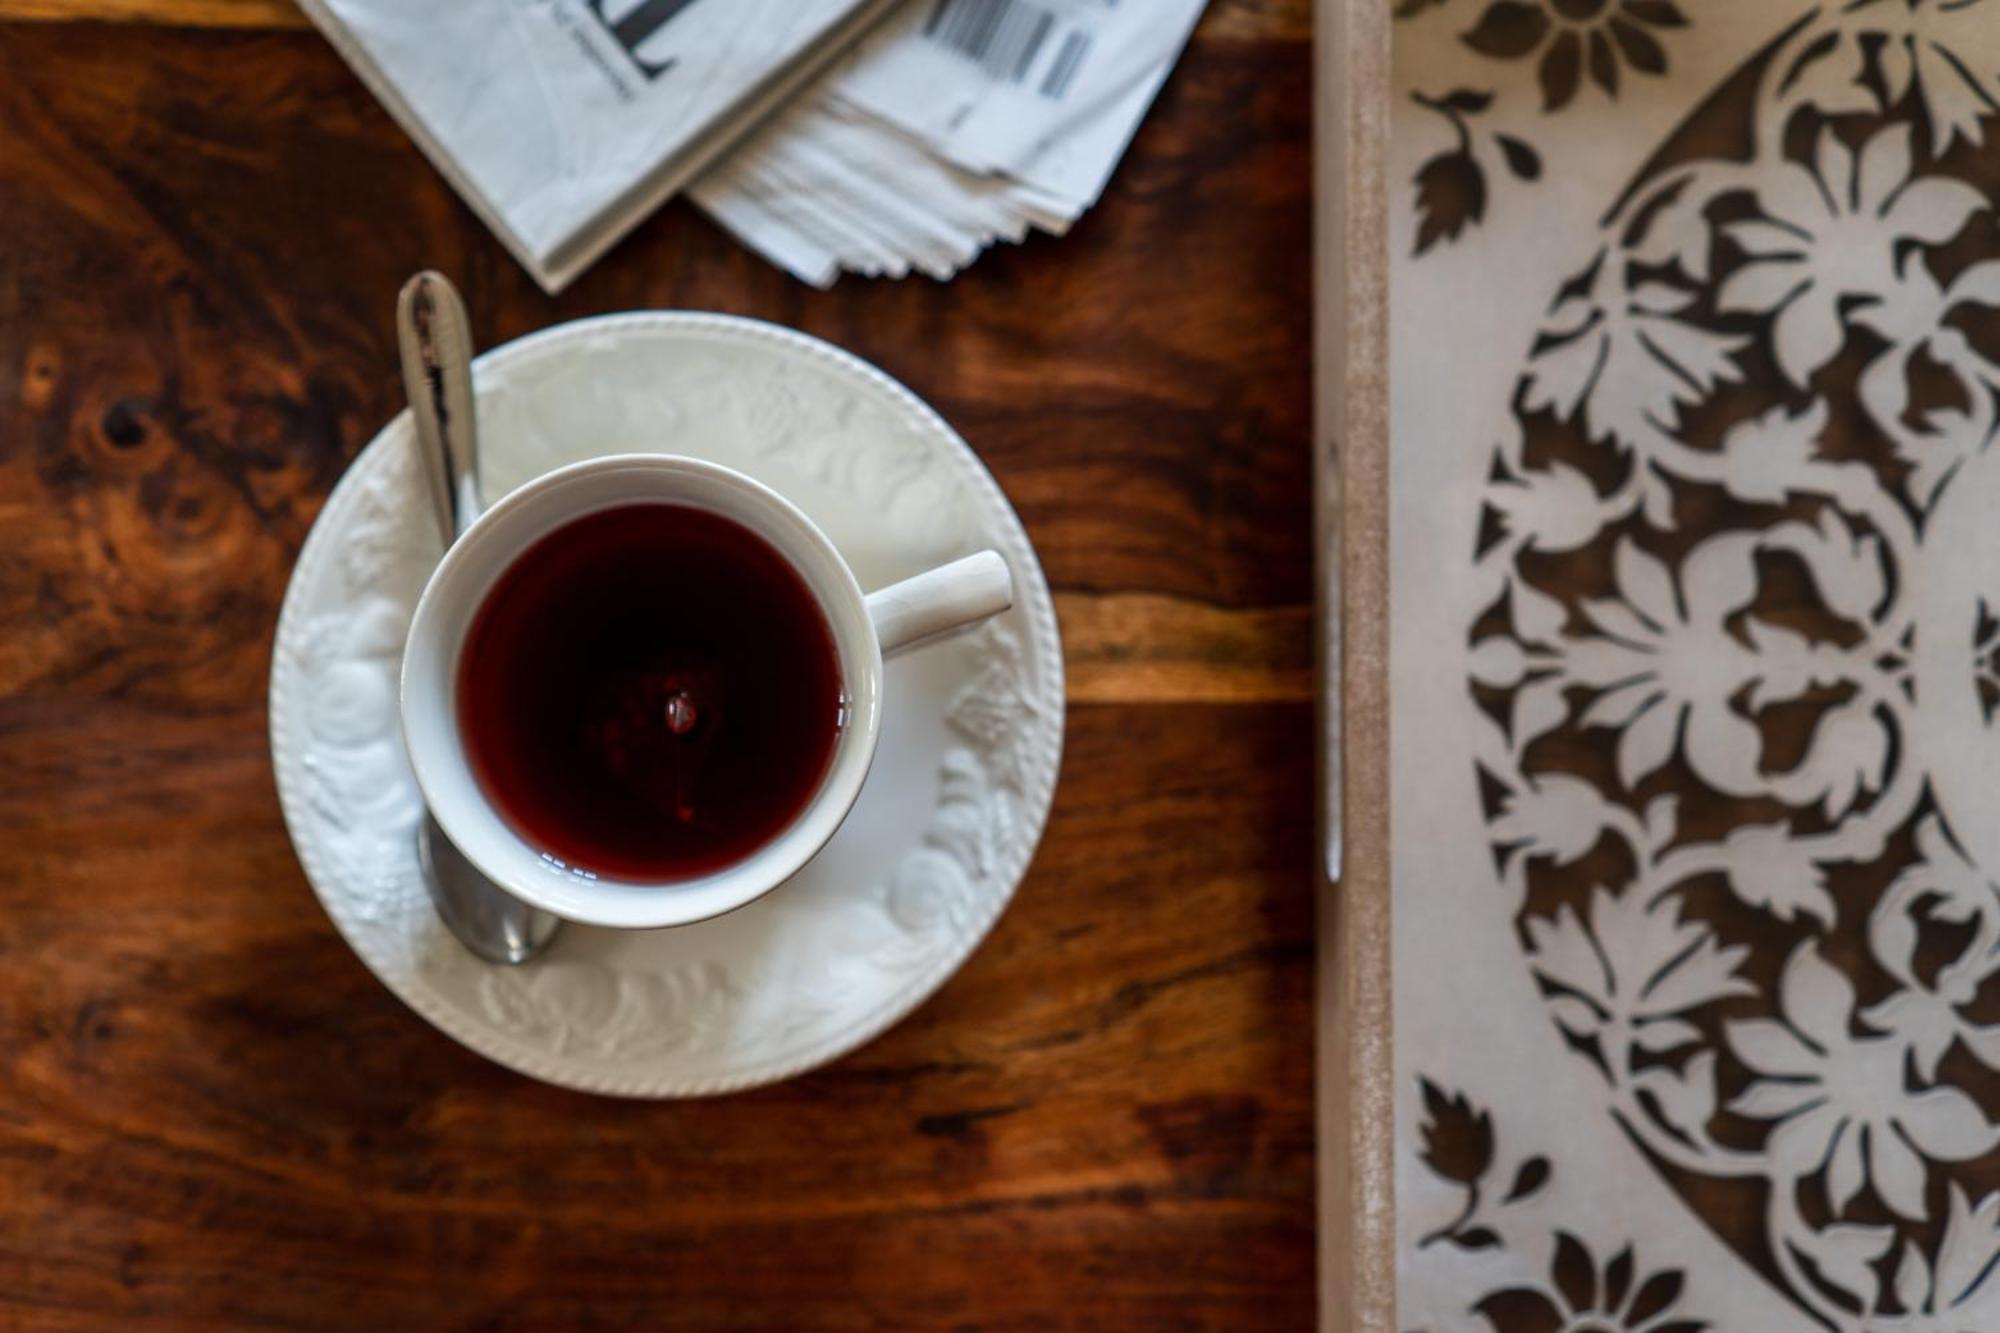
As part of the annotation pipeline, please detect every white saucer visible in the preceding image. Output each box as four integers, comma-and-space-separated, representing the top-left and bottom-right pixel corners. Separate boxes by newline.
269, 313, 1064, 1097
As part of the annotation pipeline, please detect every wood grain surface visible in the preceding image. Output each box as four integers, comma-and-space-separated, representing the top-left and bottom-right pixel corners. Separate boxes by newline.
0, 3, 1316, 1328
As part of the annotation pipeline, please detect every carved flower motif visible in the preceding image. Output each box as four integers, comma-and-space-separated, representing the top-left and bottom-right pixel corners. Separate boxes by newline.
1567, 537, 1772, 794
1719, 124, 1986, 389
1727, 945, 1996, 1221
1527, 886, 1751, 1055
1461, 0, 1689, 110
1474, 1232, 1706, 1333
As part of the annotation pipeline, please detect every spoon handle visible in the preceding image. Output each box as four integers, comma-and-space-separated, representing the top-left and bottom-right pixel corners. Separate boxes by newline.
396, 271, 483, 545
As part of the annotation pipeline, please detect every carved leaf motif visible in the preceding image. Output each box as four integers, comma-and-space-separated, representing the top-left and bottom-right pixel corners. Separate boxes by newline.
1497, 134, 1542, 181
1522, 259, 1746, 448
1491, 463, 1607, 553
1419, 1079, 1495, 1187
1808, 1224, 1897, 1307
1935, 1187, 2000, 1313
1463, 2, 1549, 60
1632, 1050, 1717, 1142
1491, 774, 1608, 866
1720, 400, 1828, 504
1414, 149, 1489, 256
1720, 823, 1835, 927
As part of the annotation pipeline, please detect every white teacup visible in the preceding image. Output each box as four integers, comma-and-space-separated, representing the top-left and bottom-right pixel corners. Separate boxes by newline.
400, 453, 1013, 930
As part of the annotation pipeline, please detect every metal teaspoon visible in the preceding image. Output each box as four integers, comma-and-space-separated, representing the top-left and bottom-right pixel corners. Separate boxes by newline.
396, 270, 561, 966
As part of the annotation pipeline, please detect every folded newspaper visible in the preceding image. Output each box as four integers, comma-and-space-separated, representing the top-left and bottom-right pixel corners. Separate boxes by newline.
297, 0, 1208, 291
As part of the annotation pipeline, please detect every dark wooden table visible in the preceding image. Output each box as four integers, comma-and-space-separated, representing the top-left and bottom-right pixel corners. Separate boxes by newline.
0, 2, 1315, 1326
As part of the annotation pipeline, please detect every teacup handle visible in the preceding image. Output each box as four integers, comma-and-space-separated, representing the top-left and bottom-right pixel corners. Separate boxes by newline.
865, 550, 1014, 660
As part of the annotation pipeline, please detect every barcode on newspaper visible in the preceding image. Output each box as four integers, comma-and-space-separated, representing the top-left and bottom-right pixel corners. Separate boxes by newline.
921, 0, 1091, 98
1039, 29, 1090, 98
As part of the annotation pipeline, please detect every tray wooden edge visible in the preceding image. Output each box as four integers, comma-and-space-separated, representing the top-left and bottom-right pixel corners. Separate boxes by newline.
1315, 0, 1394, 1327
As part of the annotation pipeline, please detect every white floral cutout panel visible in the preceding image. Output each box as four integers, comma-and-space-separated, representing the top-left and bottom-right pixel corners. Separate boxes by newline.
1393, 3, 2000, 1331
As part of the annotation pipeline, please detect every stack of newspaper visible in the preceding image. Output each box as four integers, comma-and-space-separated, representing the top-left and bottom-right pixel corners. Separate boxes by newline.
297, 0, 1209, 291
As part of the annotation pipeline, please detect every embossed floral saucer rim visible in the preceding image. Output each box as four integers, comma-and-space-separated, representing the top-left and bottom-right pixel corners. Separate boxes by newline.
268, 311, 1064, 1097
